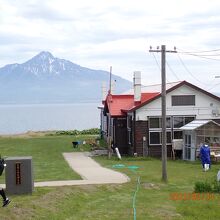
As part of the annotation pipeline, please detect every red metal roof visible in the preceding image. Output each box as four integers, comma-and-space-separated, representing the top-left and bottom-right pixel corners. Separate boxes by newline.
106, 92, 159, 116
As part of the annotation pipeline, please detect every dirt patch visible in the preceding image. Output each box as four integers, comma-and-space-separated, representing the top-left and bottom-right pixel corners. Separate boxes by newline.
77, 184, 98, 193
152, 205, 182, 219
141, 182, 161, 190
32, 186, 75, 212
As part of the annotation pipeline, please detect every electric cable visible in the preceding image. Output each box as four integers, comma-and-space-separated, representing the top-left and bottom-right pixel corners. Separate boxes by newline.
151, 53, 161, 71
179, 53, 220, 61
166, 61, 180, 81
151, 53, 170, 83
177, 48, 220, 61
177, 48, 220, 53
177, 54, 210, 86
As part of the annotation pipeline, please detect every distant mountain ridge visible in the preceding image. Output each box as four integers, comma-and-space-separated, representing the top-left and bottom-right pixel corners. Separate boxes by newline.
0, 51, 132, 104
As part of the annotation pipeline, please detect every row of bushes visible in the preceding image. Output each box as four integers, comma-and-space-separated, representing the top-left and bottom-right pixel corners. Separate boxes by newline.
55, 128, 100, 136
194, 179, 220, 193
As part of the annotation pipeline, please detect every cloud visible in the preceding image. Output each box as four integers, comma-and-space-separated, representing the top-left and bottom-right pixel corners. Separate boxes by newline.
0, 0, 220, 93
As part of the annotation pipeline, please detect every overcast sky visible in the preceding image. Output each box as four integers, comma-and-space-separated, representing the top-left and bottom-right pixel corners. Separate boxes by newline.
1, 0, 220, 93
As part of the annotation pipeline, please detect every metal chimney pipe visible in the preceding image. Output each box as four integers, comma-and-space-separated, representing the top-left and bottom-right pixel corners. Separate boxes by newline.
133, 71, 141, 103
101, 82, 107, 101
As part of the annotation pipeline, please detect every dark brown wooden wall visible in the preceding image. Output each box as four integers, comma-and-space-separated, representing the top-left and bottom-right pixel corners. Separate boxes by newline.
134, 121, 148, 155
134, 120, 172, 157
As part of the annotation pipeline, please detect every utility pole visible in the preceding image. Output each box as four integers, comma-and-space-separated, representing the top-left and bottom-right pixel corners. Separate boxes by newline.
108, 66, 113, 159
149, 45, 177, 182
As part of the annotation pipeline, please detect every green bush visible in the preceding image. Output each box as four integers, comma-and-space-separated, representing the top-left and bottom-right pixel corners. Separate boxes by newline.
194, 179, 220, 193
194, 181, 212, 193
55, 128, 100, 136
213, 180, 220, 193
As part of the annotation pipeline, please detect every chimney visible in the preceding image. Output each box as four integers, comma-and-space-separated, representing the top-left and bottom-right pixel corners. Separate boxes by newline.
133, 71, 141, 104
110, 79, 116, 95
102, 82, 107, 101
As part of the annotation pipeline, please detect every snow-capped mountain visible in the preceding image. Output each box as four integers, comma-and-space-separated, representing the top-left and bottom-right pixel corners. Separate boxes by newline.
0, 51, 132, 103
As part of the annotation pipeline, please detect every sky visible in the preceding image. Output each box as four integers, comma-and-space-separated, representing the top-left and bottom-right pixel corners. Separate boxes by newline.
1, 0, 220, 94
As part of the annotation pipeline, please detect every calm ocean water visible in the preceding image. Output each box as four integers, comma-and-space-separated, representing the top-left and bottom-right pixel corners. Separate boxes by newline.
0, 103, 100, 135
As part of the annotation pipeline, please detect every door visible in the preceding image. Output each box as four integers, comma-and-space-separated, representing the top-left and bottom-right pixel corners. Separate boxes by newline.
184, 134, 191, 160
115, 118, 128, 155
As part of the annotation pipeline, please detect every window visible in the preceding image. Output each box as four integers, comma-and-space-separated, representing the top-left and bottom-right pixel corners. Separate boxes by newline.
172, 95, 195, 106
173, 116, 195, 128
149, 117, 161, 128
149, 131, 172, 145
148, 115, 195, 145
173, 131, 183, 139
166, 117, 171, 128
185, 117, 194, 124
173, 117, 184, 128
150, 132, 161, 145
149, 117, 171, 129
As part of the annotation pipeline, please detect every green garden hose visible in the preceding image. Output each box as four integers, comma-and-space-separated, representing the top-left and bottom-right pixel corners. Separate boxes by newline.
113, 164, 140, 220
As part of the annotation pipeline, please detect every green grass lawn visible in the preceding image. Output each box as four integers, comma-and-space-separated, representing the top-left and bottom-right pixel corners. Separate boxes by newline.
0, 134, 220, 219
0, 134, 95, 182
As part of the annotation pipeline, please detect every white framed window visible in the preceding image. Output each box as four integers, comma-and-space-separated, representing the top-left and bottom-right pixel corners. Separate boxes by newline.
173, 116, 195, 128
149, 117, 171, 129
149, 131, 172, 145
149, 115, 195, 146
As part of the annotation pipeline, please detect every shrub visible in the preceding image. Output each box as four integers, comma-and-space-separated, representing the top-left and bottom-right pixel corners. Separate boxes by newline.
55, 128, 100, 136
194, 181, 212, 193
213, 180, 220, 193
194, 178, 220, 193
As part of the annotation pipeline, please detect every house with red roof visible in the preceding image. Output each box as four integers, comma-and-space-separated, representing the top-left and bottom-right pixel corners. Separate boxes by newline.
101, 72, 220, 158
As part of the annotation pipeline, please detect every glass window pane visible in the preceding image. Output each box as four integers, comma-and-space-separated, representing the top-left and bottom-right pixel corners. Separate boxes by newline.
185, 117, 195, 125
174, 117, 184, 128
149, 118, 161, 128
167, 132, 171, 144
150, 132, 161, 144
173, 131, 183, 139
166, 117, 171, 128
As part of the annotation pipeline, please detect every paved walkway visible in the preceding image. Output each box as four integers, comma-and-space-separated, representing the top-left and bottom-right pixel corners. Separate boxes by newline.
0, 152, 129, 188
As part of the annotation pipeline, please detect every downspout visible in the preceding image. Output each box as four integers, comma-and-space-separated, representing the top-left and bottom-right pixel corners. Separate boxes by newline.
133, 111, 136, 155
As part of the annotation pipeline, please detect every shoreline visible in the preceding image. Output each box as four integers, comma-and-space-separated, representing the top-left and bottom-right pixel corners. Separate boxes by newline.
0, 128, 99, 138
0, 130, 57, 138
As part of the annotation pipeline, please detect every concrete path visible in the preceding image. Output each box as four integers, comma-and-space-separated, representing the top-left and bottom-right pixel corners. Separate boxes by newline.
0, 152, 129, 188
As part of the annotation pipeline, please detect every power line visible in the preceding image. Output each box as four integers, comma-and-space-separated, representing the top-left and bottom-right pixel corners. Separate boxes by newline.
151, 53, 161, 71
151, 53, 170, 83
177, 53, 210, 86
177, 48, 220, 53
166, 61, 180, 81
177, 47, 220, 61
179, 52, 220, 61
206, 82, 220, 92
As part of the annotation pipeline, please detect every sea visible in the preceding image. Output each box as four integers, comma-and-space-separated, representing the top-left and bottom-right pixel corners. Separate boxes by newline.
0, 103, 101, 135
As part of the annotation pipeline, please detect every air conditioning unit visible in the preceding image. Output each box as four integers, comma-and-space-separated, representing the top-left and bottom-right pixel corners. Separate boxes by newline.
172, 139, 183, 150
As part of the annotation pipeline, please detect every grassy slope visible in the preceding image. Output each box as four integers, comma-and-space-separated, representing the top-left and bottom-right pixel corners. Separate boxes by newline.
0, 134, 93, 182
0, 134, 220, 219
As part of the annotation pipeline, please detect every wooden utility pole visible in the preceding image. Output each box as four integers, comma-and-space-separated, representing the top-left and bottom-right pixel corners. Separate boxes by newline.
108, 66, 113, 159
149, 45, 177, 182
